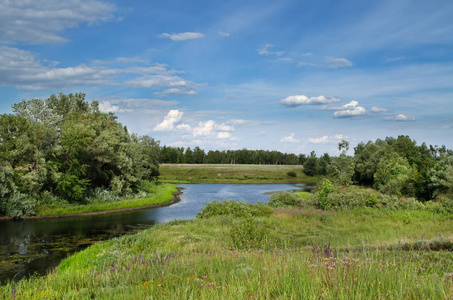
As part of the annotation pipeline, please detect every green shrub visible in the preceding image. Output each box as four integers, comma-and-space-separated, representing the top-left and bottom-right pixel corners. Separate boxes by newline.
268, 191, 302, 207
436, 194, 453, 213
366, 194, 378, 207
287, 171, 297, 177
2, 193, 36, 219
316, 180, 333, 210
230, 217, 269, 250
196, 200, 273, 219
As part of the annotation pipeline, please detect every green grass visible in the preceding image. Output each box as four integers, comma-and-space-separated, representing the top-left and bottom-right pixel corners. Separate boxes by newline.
34, 184, 178, 217
158, 164, 314, 183
3, 206, 453, 299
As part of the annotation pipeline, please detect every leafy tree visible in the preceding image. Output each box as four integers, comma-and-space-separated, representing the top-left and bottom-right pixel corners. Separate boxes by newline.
303, 151, 318, 176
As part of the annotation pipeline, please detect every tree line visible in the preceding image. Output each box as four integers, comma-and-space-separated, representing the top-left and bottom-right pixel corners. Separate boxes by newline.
159, 146, 304, 165
0, 93, 160, 218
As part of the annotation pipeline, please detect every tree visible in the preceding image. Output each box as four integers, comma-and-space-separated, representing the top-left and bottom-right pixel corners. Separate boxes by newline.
303, 151, 318, 176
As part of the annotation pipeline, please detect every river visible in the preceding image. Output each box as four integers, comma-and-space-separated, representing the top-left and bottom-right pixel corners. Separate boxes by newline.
0, 183, 312, 284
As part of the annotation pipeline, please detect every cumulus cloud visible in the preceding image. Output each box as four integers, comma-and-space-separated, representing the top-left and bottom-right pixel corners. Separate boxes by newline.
193, 120, 234, 137
325, 56, 353, 69
153, 110, 185, 131
384, 114, 415, 121
371, 106, 389, 113
158, 32, 205, 41
280, 133, 300, 143
280, 95, 341, 107
257, 44, 284, 56
308, 134, 344, 144
98, 101, 133, 113
217, 132, 232, 139
333, 101, 367, 118
153, 110, 235, 140
0, 0, 116, 44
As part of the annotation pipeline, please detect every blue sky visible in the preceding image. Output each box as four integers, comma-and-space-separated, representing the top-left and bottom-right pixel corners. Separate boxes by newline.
1, 0, 452, 155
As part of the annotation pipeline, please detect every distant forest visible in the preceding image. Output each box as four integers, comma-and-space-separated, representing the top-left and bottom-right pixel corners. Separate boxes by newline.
1, 93, 452, 218
159, 136, 453, 202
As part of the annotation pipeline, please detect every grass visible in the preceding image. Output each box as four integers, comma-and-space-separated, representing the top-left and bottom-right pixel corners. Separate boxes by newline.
158, 163, 314, 183
3, 206, 453, 299
33, 184, 178, 217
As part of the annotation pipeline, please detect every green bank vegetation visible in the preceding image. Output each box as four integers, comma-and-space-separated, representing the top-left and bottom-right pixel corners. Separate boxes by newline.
33, 184, 178, 217
2, 194, 453, 299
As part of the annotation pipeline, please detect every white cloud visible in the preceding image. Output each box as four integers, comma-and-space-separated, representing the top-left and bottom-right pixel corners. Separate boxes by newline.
309, 134, 344, 144
125, 75, 197, 89
0, 0, 116, 44
384, 114, 415, 121
158, 32, 205, 41
218, 31, 231, 37
193, 120, 234, 137
333, 101, 367, 118
0, 46, 201, 91
217, 132, 232, 139
153, 110, 185, 131
301, 52, 313, 57
280, 95, 341, 107
371, 106, 389, 113
277, 57, 293, 63
280, 133, 300, 143
325, 56, 353, 69
98, 101, 133, 113
153, 88, 197, 97
257, 44, 284, 56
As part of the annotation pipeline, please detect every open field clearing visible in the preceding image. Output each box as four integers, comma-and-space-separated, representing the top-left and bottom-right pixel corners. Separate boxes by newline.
159, 164, 310, 183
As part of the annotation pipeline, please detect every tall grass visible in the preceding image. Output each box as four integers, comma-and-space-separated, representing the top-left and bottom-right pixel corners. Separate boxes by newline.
2, 205, 453, 299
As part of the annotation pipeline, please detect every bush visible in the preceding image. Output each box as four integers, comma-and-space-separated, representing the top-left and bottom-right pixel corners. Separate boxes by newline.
287, 171, 297, 177
268, 191, 302, 207
2, 193, 36, 219
316, 180, 334, 210
196, 200, 273, 219
230, 217, 268, 250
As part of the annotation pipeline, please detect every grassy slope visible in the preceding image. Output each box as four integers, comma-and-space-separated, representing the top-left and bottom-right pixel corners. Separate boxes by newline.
33, 184, 178, 217
159, 163, 313, 183
3, 208, 453, 299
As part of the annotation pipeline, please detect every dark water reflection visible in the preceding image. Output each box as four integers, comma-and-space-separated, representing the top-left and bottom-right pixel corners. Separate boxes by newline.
0, 183, 312, 284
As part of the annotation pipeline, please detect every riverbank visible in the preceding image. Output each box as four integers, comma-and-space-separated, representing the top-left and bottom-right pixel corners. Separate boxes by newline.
2, 205, 452, 299
0, 184, 180, 221
159, 163, 317, 184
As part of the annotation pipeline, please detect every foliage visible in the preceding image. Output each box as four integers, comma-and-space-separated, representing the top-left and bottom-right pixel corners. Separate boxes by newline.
0, 93, 160, 216
267, 191, 302, 207
316, 179, 334, 210
286, 170, 297, 177
230, 217, 269, 250
1, 193, 35, 219
196, 200, 273, 219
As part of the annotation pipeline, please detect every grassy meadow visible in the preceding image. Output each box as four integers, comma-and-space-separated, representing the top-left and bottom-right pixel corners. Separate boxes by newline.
158, 163, 310, 183
2, 205, 453, 299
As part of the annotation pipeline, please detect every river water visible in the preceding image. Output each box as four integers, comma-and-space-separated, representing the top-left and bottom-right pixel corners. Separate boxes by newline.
0, 183, 312, 284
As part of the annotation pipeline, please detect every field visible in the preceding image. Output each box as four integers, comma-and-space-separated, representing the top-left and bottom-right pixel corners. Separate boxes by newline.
159, 163, 310, 183
2, 206, 453, 299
